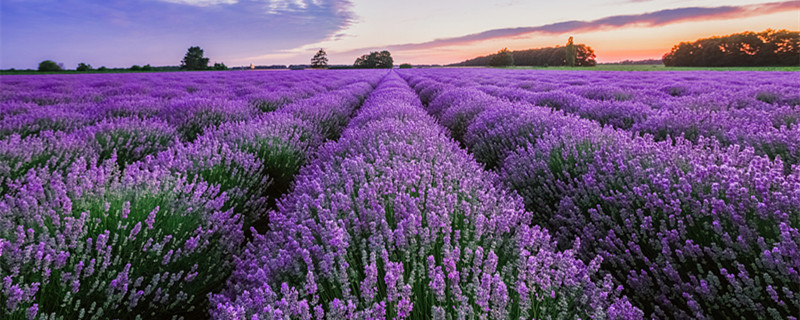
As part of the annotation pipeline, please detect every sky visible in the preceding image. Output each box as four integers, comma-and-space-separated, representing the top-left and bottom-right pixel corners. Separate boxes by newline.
0, 0, 798, 69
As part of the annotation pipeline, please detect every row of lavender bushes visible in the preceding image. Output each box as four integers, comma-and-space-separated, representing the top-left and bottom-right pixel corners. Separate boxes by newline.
0, 71, 367, 141
210, 71, 642, 319
0, 71, 381, 319
0, 71, 381, 193
400, 71, 800, 320
406, 69, 800, 172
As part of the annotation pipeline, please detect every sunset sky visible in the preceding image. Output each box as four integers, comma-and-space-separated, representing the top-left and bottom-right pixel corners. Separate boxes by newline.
1, 0, 798, 69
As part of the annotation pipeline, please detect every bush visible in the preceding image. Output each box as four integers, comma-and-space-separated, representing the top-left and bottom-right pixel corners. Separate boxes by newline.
76, 63, 92, 72
399, 63, 412, 69
158, 97, 258, 141
72, 117, 179, 169
278, 82, 373, 140
0, 161, 244, 319
463, 103, 573, 169
0, 131, 95, 194
205, 112, 321, 221
0, 106, 96, 139
37, 60, 61, 72
211, 76, 640, 318
501, 126, 800, 319
213, 62, 227, 71
136, 137, 270, 233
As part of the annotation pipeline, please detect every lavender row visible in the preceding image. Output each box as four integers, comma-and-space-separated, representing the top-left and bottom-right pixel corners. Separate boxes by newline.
211, 71, 642, 319
0, 75, 379, 319
0, 71, 381, 141
401, 69, 800, 171
0, 73, 381, 194
401, 74, 800, 319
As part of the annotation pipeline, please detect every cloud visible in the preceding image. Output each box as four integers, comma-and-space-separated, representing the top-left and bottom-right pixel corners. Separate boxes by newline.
159, 0, 238, 7
356, 0, 799, 52
1, 0, 357, 68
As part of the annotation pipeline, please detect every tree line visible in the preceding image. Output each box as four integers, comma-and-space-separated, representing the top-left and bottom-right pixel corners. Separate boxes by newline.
451, 40, 597, 67
30, 46, 227, 72
662, 29, 799, 67
26, 47, 403, 72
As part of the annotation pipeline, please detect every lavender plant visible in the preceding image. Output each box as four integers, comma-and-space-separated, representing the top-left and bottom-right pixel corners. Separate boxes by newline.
211, 73, 641, 320
134, 137, 270, 233
72, 117, 179, 170
0, 159, 244, 319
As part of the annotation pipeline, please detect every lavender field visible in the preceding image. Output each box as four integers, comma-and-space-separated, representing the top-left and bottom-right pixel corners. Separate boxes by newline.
1, 69, 799, 320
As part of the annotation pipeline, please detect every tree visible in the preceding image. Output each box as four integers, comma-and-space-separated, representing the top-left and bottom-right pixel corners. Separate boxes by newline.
565, 36, 576, 67
663, 29, 800, 67
181, 46, 210, 70
130, 65, 142, 71
354, 50, 393, 68
452, 44, 596, 67
142, 64, 153, 71
76, 63, 92, 71
575, 45, 597, 66
38, 60, 62, 72
310, 48, 328, 68
399, 63, 412, 69
489, 48, 514, 67
213, 62, 228, 70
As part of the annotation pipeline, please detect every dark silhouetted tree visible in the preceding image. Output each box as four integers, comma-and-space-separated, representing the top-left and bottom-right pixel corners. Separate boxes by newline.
181, 46, 210, 70
399, 63, 412, 69
663, 29, 799, 67
76, 63, 92, 71
130, 65, 142, 71
453, 44, 595, 67
575, 45, 597, 66
38, 60, 62, 72
311, 48, 328, 68
565, 36, 576, 67
142, 64, 152, 71
213, 62, 227, 70
354, 50, 393, 68
489, 48, 514, 67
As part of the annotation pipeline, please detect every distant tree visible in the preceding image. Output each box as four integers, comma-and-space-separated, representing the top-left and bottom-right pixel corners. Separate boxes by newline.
38, 60, 62, 72
181, 46, 210, 70
213, 62, 228, 70
130, 65, 142, 71
575, 45, 597, 66
565, 36, 576, 67
452, 44, 596, 67
142, 64, 153, 71
311, 48, 329, 68
354, 50, 393, 68
98, 66, 108, 71
663, 29, 800, 67
489, 48, 514, 67
76, 62, 93, 71
399, 63, 412, 69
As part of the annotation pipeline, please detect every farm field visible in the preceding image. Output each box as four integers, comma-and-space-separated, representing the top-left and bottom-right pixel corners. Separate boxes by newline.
1, 69, 799, 320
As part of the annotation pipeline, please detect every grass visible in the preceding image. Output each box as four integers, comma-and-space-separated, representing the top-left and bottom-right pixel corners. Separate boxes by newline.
487, 64, 800, 71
